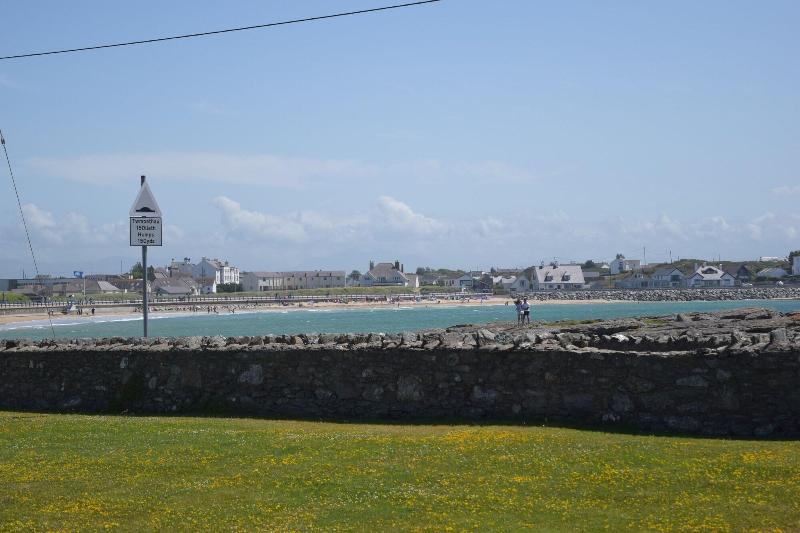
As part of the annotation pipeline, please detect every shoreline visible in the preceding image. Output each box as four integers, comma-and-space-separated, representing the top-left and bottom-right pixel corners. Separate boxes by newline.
2, 297, 799, 331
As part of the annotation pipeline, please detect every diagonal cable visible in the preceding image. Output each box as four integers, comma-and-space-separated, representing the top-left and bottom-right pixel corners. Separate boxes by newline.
0, 0, 442, 60
1, 129, 56, 338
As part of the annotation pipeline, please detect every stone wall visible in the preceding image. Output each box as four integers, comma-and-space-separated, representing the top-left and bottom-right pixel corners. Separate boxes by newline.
1, 308, 799, 437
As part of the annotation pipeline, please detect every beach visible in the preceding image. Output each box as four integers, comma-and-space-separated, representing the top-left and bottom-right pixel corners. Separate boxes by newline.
0, 296, 629, 328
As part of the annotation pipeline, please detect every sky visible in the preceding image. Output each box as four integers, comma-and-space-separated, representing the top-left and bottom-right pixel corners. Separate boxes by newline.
1, 0, 798, 278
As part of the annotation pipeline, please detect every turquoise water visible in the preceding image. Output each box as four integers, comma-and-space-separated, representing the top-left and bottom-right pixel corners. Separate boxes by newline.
2, 299, 799, 341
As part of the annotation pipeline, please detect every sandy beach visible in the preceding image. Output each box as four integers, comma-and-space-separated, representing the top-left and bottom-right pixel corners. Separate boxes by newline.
0, 296, 622, 328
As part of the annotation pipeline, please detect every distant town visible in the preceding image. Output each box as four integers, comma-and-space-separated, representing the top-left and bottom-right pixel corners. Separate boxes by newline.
2, 251, 800, 301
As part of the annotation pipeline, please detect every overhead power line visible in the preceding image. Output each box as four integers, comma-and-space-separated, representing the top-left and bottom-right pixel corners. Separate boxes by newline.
1, 129, 56, 338
0, 0, 442, 61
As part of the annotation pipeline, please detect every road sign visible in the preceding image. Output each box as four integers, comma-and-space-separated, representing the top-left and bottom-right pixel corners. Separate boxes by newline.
129, 217, 162, 246
129, 181, 162, 217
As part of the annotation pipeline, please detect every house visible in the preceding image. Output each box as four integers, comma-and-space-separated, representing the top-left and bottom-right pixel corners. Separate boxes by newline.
756, 267, 788, 279
615, 272, 651, 289
725, 264, 753, 284
49, 279, 122, 296
240, 271, 347, 291
651, 267, 685, 288
403, 273, 420, 288
793, 255, 800, 276
419, 273, 440, 286
532, 262, 585, 290
192, 257, 240, 285
153, 283, 192, 296
493, 275, 531, 293
241, 272, 284, 292
610, 254, 641, 275
362, 261, 414, 287
685, 265, 735, 288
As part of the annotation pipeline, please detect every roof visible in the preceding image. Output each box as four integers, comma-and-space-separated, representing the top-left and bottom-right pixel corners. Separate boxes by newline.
652, 267, 684, 277
533, 264, 585, 284
368, 263, 406, 278
280, 270, 346, 277
756, 267, 787, 277
96, 281, 121, 292
246, 271, 282, 278
155, 284, 191, 295
689, 265, 733, 281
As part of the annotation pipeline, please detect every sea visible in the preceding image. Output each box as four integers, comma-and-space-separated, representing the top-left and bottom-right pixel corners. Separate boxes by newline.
1, 299, 799, 341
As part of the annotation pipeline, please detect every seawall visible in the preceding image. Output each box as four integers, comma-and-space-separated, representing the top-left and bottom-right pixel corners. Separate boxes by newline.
2, 308, 798, 436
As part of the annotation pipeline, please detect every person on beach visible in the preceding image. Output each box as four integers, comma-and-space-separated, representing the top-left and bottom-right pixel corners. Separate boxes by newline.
521, 297, 531, 324
514, 298, 523, 324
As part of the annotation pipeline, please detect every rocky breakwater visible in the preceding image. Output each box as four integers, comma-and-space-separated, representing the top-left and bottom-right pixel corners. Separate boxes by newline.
1, 308, 799, 437
529, 286, 800, 302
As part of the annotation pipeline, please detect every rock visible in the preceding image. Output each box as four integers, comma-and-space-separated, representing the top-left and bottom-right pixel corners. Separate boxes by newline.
769, 328, 788, 344
611, 392, 634, 413
676, 313, 691, 322
397, 375, 424, 401
362, 386, 384, 402
666, 416, 701, 432
676, 375, 708, 388
471, 386, 499, 403
715, 369, 732, 381
478, 329, 496, 341
563, 393, 595, 411
238, 364, 264, 385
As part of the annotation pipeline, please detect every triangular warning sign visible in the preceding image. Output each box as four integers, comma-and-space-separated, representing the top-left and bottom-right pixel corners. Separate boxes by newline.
129, 182, 162, 217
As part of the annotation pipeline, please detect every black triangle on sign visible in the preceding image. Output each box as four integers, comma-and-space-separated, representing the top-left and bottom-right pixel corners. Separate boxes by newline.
129, 182, 162, 217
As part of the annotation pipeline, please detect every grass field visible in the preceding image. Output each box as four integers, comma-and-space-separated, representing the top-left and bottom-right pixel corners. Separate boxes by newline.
1, 413, 798, 531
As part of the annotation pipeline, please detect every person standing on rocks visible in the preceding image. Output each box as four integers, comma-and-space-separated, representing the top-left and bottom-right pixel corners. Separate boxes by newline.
521, 297, 531, 324
514, 298, 523, 325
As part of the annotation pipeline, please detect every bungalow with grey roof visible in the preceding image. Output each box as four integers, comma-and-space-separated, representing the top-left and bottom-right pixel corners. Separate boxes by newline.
686, 265, 735, 287
532, 262, 585, 290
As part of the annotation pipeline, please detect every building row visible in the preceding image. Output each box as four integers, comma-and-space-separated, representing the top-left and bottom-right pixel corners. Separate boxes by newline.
614, 263, 793, 289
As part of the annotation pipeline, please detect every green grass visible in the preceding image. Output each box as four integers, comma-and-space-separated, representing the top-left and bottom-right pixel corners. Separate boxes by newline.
1, 413, 798, 531
0, 293, 29, 303
45, 286, 464, 302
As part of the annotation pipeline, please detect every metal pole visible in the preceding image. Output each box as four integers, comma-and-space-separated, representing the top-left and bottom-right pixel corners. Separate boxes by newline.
141, 175, 148, 338
142, 245, 148, 337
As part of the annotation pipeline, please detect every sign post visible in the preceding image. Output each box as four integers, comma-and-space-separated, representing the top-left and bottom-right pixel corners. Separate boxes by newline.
129, 175, 162, 337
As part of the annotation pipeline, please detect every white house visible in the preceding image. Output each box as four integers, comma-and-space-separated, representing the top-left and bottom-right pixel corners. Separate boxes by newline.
532, 262, 585, 290
793, 255, 800, 276
756, 267, 788, 279
362, 261, 414, 287
610, 254, 641, 275
241, 271, 284, 292
493, 275, 530, 293
685, 265, 735, 288
651, 267, 685, 288
191, 257, 240, 285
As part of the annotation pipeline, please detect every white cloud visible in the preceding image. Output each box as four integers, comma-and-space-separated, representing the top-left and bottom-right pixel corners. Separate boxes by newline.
211, 196, 372, 244
376, 196, 446, 235
771, 185, 800, 196
26, 152, 374, 188
18, 203, 186, 250
746, 212, 775, 241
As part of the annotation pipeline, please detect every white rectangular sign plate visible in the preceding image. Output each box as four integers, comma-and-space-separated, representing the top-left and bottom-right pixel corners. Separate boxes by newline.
130, 217, 162, 246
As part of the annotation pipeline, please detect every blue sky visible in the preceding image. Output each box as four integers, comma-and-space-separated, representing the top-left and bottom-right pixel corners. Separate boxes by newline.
1, 0, 798, 277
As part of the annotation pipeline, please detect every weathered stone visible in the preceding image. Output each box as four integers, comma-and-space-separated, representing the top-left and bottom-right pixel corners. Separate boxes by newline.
676, 375, 708, 388
238, 364, 264, 386
471, 386, 499, 403
770, 328, 788, 344
666, 416, 701, 432
611, 392, 634, 413
397, 375, 424, 401
715, 369, 732, 381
